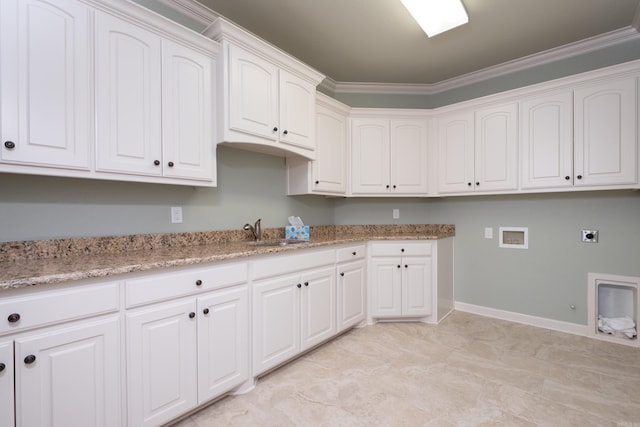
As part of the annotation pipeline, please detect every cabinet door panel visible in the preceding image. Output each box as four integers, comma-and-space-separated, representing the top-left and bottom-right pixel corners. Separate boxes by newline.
313, 104, 347, 193
390, 120, 428, 193
0, 0, 90, 169
437, 112, 475, 193
162, 40, 214, 181
15, 317, 121, 427
301, 267, 336, 350
520, 92, 573, 189
228, 45, 278, 140
574, 77, 637, 186
95, 12, 162, 176
252, 275, 300, 375
402, 258, 432, 317
337, 261, 366, 332
197, 286, 249, 403
126, 300, 197, 427
0, 340, 14, 427
280, 70, 316, 151
475, 103, 518, 191
370, 257, 402, 317
351, 119, 390, 194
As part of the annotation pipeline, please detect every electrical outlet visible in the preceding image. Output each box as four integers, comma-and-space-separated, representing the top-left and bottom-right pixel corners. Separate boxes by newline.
484, 227, 493, 239
392, 209, 400, 219
581, 229, 598, 243
171, 206, 183, 224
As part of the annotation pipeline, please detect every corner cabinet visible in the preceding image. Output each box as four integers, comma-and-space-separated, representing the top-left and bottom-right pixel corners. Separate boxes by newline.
0, 0, 218, 187
205, 18, 325, 160
287, 93, 350, 196
351, 114, 429, 195
336, 245, 367, 331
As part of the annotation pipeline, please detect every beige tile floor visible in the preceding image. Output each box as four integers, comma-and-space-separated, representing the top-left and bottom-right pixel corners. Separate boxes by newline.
172, 311, 640, 426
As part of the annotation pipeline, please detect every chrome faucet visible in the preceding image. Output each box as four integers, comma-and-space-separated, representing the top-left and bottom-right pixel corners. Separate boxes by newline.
243, 218, 262, 241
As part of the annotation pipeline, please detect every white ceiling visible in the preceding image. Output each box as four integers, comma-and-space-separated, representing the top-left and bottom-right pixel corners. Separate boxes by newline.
167, 0, 640, 89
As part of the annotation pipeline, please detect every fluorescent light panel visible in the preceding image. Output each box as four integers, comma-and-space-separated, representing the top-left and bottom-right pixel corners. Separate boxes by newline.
401, 0, 468, 37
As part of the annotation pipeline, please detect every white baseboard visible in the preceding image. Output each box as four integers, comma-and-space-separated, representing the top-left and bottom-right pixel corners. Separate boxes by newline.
454, 302, 589, 337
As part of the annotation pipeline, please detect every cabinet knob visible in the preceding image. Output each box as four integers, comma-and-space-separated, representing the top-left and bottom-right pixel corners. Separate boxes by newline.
475, 181, 480, 186
401, 248, 405, 253
188, 312, 196, 319
0, 363, 5, 372
467, 182, 472, 186
283, 130, 288, 135
168, 161, 174, 167
386, 185, 390, 189
393, 185, 397, 189
577, 175, 583, 180
203, 308, 210, 315
315, 180, 319, 184
404, 264, 408, 268
4, 141, 15, 149
195, 279, 202, 286
154, 160, 160, 166
565, 176, 570, 180
397, 265, 401, 268
7, 313, 20, 323
273, 127, 278, 132
340, 272, 345, 277
297, 283, 302, 288
304, 281, 309, 287
24, 355, 36, 365
352, 251, 356, 256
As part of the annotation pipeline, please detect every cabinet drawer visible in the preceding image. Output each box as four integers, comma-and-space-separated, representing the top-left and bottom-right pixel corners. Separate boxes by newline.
126, 262, 248, 308
336, 244, 366, 263
0, 282, 119, 336
369, 242, 433, 257
252, 249, 335, 280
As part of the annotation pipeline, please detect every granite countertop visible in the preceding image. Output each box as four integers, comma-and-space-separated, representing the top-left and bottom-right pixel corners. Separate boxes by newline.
0, 225, 454, 291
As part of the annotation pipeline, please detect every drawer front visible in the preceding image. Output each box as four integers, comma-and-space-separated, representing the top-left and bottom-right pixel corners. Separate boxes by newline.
126, 262, 248, 308
336, 244, 366, 263
0, 282, 119, 335
369, 242, 433, 257
252, 249, 335, 280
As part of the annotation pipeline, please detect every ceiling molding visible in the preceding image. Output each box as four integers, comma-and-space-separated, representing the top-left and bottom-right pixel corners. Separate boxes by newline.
154, 0, 640, 96
333, 27, 640, 95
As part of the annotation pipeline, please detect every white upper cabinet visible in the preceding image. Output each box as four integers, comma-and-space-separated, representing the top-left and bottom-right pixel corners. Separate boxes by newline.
351, 115, 428, 195
437, 103, 518, 194
205, 18, 324, 160
0, 0, 90, 170
574, 77, 637, 187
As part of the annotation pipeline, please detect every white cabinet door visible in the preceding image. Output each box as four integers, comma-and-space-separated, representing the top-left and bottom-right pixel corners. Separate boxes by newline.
252, 274, 301, 376
162, 39, 215, 182
336, 260, 366, 332
228, 44, 279, 141
520, 92, 574, 189
279, 70, 316, 152
126, 300, 197, 427
0, 0, 90, 169
370, 257, 402, 317
574, 77, 637, 186
402, 257, 432, 317
95, 12, 162, 176
313, 102, 348, 194
300, 266, 336, 350
0, 340, 14, 427
351, 118, 391, 194
15, 317, 121, 427
475, 102, 519, 191
197, 286, 249, 403
390, 119, 428, 193
437, 111, 475, 193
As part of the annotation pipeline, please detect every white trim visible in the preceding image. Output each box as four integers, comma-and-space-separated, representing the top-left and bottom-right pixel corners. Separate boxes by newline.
154, 0, 219, 26
454, 301, 589, 337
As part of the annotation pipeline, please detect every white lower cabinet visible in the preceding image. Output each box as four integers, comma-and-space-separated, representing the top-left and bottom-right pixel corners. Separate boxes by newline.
370, 242, 433, 319
13, 316, 122, 427
0, 340, 14, 427
126, 283, 249, 427
336, 245, 367, 332
252, 266, 336, 376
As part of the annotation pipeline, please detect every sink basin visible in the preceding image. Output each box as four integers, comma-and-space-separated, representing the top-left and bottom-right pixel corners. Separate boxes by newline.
246, 239, 308, 247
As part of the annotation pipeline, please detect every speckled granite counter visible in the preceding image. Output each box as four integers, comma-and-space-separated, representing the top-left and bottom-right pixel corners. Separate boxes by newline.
0, 224, 454, 291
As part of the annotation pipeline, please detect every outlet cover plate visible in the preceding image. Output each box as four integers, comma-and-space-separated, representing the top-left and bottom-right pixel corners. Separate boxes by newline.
582, 229, 598, 243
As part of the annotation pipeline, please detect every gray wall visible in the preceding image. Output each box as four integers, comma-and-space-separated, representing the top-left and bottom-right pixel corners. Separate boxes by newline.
0, 146, 335, 241
334, 191, 640, 324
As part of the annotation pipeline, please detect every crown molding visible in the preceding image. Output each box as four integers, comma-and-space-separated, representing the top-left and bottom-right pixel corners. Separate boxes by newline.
152, 0, 640, 96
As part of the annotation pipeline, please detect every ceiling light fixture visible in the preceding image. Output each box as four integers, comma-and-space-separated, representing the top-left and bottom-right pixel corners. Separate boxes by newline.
400, 0, 469, 37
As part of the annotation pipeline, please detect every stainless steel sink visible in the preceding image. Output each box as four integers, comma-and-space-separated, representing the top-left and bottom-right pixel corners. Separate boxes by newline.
246, 239, 308, 247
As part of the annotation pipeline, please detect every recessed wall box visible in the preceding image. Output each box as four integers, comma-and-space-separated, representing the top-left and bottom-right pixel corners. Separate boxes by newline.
499, 227, 528, 249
